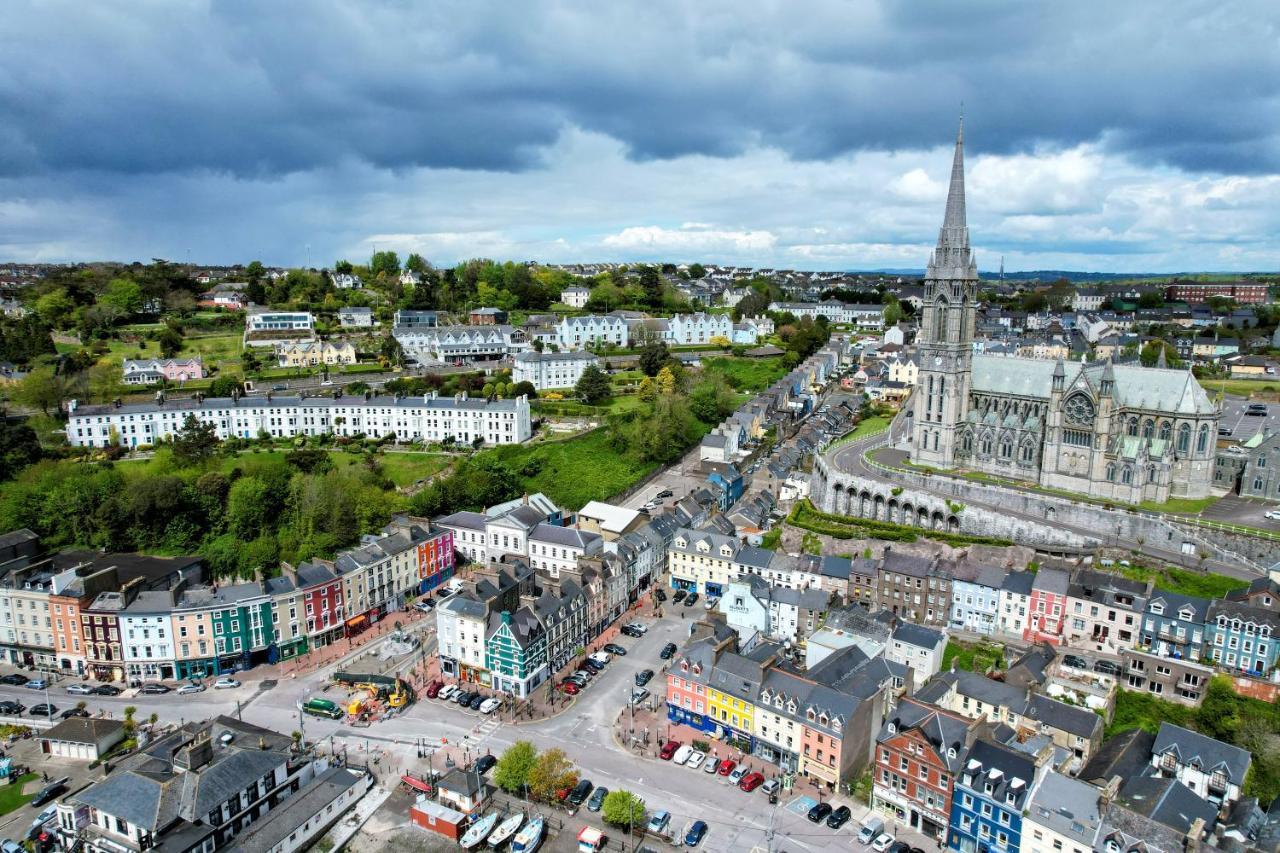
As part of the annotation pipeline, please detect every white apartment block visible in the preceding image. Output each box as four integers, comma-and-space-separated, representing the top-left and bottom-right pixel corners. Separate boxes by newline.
512, 350, 600, 390
561, 287, 590, 308
245, 308, 315, 344
557, 314, 628, 350
667, 312, 734, 345
65, 393, 532, 448
393, 324, 527, 364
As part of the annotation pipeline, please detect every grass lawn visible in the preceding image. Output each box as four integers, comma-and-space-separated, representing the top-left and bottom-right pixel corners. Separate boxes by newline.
0, 773, 38, 816
532, 395, 645, 417
942, 639, 1006, 674
1138, 495, 1221, 514
850, 415, 891, 439
1202, 379, 1280, 399
701, 356, 789, 392
1114, 563, 1248, 599
483, 427, 657, 507
1107, 687, 1195, 737
372, 452, 453, 488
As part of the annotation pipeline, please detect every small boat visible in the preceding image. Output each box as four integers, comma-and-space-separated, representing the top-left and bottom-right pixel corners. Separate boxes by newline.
487, 811, 525, 848
510, 815, 544, 853
459, 811, 499, 850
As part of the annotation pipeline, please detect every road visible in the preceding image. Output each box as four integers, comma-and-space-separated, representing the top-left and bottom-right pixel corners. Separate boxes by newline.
0, 605, 929, 853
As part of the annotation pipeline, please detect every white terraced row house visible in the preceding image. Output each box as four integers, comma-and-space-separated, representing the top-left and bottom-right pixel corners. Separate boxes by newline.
512, 350, 600, 390
556, 314, 629, 350
393, 324, 528, 365
64, 392, 532, 448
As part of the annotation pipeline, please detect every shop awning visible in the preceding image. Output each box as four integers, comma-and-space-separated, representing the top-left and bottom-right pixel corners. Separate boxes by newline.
346, 614, 367, 628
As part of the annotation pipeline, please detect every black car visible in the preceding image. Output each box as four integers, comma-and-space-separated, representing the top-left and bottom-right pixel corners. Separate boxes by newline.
468, 693, 485, 710
140, 683, 171, 695
0, 700, 24, 715
603, 643, 627, 656
472, 754, 497, 774
1094, 659, 1123, 677
31, 779, 68, 808
888, 842, 911, 853
454, 690, 474, 705
587, 786, 609, 812
635, 669, 654, 687
92, 684, 122, 696
807, 802, 833, 823
826, 805, 851, 829
620, 625, 643, 638
655, 489, 673, 499
684, 592, 699, 607
60, 708, 90, 719
672, 589, 687, 603
659, 642, 678, 660
653, 589, 667, 602
29, 704, 57, 718
581, 659, 604, 674
1062, 654, 1089, 670
567, 779, 594, 806
0, 673, 28, 686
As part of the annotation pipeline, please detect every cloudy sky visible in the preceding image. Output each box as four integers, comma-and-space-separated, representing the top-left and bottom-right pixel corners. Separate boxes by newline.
3, 1, 1279, 272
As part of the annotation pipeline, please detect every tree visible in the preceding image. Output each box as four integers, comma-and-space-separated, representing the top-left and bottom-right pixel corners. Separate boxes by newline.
1140, 339, 1181, 368
333, 259, 354, 275
13, 367, 73, 416
370, 251, 401, 277
208, 375, 243, 397
575, 365, 612, 405
637, 376, 656, 403
405, 253, 430, 274
655, 366, 677, 396
638, 265, 663, 307
157, 326, 183, 358
688, 375, 736, 423
709, 335, 731, 351
87, 362, 120, 403
493, 741, 538, 796
171, 414, 220, 464
163, 290, 198, 318
601, 789, 646, 829
0, 419, 41, 482
527, 748, 577, 803
882, 295, 903, 327
34, 288, 76, 328
638, 342, 670, 377
100, 277, 145, 315
688, 263, 707, 280
245, 260, 266, 281
511, 380, 537, 399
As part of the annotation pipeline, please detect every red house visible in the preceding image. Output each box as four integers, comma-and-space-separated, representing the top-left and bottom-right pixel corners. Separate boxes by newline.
416, 527, 456, 594
295, 561, 346, 647
409, 795, 466, 841
1023, 567, 1070, 646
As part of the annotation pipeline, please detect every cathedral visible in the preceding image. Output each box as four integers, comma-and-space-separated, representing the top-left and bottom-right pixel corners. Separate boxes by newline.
908, 121, 1220, 503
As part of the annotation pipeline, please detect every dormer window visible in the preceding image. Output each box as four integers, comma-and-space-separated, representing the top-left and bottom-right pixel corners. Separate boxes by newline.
1150, 603, 1165, 616
807, 709, 816, 721
692, 663, 702, 675
681, 660, 689, 672
787, 700, 796, 714
819, 713, 829, 727
774, 696, 783, 708
1179, 608, 1194, 621
761, 690, 772, 704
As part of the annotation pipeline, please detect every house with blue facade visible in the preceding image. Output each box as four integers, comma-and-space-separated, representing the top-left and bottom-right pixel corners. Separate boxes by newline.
1139, 591, 1210, 662
1205, 598, 1280, 679
948, 739, 1040, 853
950, 563, 1007, 636
704, 462, 744, 511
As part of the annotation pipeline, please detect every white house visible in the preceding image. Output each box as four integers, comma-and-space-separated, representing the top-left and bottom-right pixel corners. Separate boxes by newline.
65, 393, 532, 448
394, 324, 527, 365
667, 312, 734, 345
1150, 722, 1252, 808
998, 571, 1035, 638
244, 307, 315, 345
884, 622, 947, 690
557, 314, 628, 350
40, 717, 127, 761
436, 592, 490, 683
338, 306, 375, 328
561, 287, 591, 308
527, 524, 603, 578
120, 592, 177, 681
332, 273, 362, 290
512, 350, 599, 390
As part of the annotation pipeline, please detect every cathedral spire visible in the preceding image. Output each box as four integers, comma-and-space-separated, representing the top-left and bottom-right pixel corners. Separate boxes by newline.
938, 115, 968, 252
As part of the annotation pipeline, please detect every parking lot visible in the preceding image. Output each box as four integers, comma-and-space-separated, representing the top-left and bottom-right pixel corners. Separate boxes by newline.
1217, 396, 1280, 443
1194, 493, 1280, 530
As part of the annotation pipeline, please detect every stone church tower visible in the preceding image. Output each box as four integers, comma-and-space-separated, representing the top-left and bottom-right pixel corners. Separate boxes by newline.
911, 120, 977, 467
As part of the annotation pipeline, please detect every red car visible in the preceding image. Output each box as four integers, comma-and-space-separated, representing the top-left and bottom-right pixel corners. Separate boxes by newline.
717, 759, 736, 776
659, 740, 681, 761
559, 681, 581, 695
424, 680, 445, 699
738, 772, 765, 792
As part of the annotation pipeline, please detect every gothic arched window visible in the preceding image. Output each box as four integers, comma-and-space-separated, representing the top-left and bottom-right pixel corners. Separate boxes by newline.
1122, 465, 1134, 485
935, 300, 949, 343
1177, 423, 1191, 454
1159, 421, 1171, 441
1147, 464, 1157, 484
1142, 419, 1155, 439
1000, 436, 1013, 459
961, 431, 973, 453
1127, 417, 1139, 437
1020, 441, 1035, 463
1197, 424, 1209, 454
1106, 463, 1116, 482
980, 432, 993, 455
933, 431, 940, 451
1065, 394, 1095, 425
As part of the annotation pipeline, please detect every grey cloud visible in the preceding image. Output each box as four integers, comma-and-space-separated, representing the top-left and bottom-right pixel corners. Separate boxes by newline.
1, 0, 1278, 180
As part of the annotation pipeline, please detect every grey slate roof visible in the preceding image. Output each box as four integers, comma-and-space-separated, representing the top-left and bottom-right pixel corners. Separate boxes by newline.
1079, 728, 1157, 786
1001, 571, 1036, 596
1026, 772, 1103, 849
530, 522, 601, 550
225, 767, 367, 853
1153, 722, 1252, 785
891, 622, 945, 649
1118, 776, 1218, 835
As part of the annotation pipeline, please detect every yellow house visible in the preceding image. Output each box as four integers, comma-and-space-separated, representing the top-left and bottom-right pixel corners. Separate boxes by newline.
706, 684, 755, 738
887, 356, 918, 386
276, 339, 357, 367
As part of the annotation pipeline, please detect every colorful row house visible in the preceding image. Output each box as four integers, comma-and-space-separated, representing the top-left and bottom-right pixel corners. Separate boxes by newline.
1204, 598, 1280, 678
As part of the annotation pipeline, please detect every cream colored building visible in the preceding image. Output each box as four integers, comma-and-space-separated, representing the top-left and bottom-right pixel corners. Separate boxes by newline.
275, 339, 357, 367
887, 356, 918, 387
667, 529, 741, 596
1021, 772, 1101, 853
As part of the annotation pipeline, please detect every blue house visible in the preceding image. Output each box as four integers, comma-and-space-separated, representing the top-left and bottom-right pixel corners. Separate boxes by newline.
948, 739, 1039, 853
1205, 598, 1280, 678
704, 462, 744, 511
1140, 592, 1211, 661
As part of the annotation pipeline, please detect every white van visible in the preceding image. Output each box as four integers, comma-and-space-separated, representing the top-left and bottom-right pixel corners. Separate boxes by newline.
857, 816, 884, 845
589, 651, 611, 666
672, 744, 694, 765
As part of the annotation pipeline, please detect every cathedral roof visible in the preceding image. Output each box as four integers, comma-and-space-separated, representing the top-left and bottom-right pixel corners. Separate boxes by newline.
971, 355, 1217, 416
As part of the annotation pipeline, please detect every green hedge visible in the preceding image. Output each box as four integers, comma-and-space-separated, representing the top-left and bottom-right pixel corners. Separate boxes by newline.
787, 500, 1012, 547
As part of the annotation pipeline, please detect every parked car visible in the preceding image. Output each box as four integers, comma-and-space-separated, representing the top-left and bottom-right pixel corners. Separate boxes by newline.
1062, 654, 1089, 670
473, 755, 497, 774
624, 622, 648, 635
620, 625, 644, 638
25, 679, 47, 691
647, 811, 671, 834
467, 693, 486, 710
686, 750, 705, 770
858, 817, 885, 844
684, 593, 700, 607
717, 759, 736, 776
587, 786, 608, 812
140, 683, 171, 695
213, 678, 240, 690
871, 833, 896, 852
703, 755, 720, 774
807, 802, 833, 823
1094, 660, 1123, 677
603, 643, 627, 656
672, 589, 687, 603
727, 766, 749, 785
684, 820, 708, 847
31, 779, 69, 808
0, 701, 25, 715
672, 744, 694, 765
0, 674, 28, 686
826, 805, 852, 829
567, 779, 594, 806
581, 659, 604, 674
888, 842, 911, 853
0, 841, 21, 853
454, 690, 474, 705
28, 704, 57, 718
738, 772, 765, 792
589, 651, 611, 666
761, 779, 780, 796
437, 684, 458, 701
1266, 509, 1280, 521
660, 740, 681, 760
653, 588, 667, 602
565, 674, 588, 688
559, 681, 580, 695
60, 708, 90, 719
660, 642, 678, 660
480, 697, 502, 714
629, 688, 650, 705
92, 684, 121, 696
25, 806, 57, 841
64, 684, 93, 695
425, 680, 444, 698
704, 597, 718, 610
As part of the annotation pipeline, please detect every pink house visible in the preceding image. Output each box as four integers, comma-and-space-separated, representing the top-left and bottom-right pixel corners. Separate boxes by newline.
1023, 567, 1070, 646
121, 357, 205, 386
